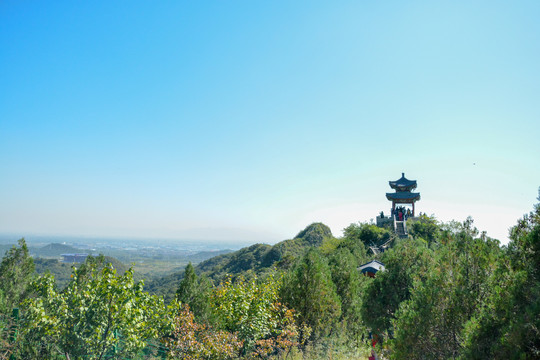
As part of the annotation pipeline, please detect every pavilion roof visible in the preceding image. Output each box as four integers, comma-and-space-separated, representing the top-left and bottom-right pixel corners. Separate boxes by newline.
386, 192, 421, 201
389, 173, 417, 190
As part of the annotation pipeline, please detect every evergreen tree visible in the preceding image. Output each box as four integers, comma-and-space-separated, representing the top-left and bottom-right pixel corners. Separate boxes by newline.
328, 247, 366, 341
360, 238, 432, 339
407, 214, 440, 244
280, 249, 341, 339
463, 194, 540, 358
0, 238, 34, 313
177, 262, 197, 304
391, 223, 501, 359
343, 222, 392, 247
176, 262, 212, 322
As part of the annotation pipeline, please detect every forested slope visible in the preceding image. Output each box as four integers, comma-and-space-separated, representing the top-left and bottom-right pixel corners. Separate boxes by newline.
147, 222, 337, 301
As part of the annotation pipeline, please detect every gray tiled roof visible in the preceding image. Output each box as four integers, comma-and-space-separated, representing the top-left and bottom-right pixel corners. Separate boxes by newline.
386, 192, 421, 201
389, 172, 417, 190
359, 260, 386, 273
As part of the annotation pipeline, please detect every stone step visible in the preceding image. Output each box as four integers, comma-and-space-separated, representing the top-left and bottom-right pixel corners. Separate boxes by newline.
395, 221, 408, 238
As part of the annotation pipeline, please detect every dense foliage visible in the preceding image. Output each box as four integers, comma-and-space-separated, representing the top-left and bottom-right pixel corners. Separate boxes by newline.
0, 238, 34, 314
19, 258, 175, 359
1, 193, 539, 359
280, 249, 341, 340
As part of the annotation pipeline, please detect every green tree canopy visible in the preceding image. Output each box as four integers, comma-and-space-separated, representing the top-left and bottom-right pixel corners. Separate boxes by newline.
328, 247, 368, 342
210, 274, 299, 355
360, 238, 433, 338
19, 259, 175, 359
407, 214, 440, 244
0, 238, 34, 313
176, 262, 212, 323
463, 193, 540, 359
294, 222, 333, 246
280, 249, 341, 340
391, 223, 501, 359
343, 222, 392, 248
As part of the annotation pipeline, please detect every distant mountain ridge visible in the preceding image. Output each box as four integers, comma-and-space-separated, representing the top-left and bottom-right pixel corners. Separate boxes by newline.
30, 243, 84, 257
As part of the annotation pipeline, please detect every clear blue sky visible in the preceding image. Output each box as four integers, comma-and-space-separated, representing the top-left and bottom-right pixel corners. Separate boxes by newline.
1, 1, 539, 244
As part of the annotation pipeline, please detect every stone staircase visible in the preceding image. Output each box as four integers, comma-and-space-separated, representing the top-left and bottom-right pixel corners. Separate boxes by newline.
395, 220, 408, 238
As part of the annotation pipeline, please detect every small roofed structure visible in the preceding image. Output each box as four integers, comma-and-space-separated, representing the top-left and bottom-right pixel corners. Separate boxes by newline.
359, 260, 385, 278
386, 172, 420, 217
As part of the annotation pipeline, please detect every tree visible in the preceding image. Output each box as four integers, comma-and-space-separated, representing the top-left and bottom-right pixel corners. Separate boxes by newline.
343, 222, 392, 248
331, 235, 368, 266
463, 193, 540, 358
360, 239, 432, 339
0, 305, 18, 360
328, 247, 366, 343
391, 224, 501, 359
407, 214, 440, 244
0, 238, 35, 313
210, 274, 300, 356
0, 239, 33, 360
166, 304, 241, 360
280, 249, 341, 340
177, 262, 198, 303
177, 262, 212, 323
19, 260, 174, 360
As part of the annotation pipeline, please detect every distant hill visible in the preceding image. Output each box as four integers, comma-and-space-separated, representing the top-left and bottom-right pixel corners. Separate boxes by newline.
30, 243, 85, 257
196, 222, 333, 279
146, 223, 334, 302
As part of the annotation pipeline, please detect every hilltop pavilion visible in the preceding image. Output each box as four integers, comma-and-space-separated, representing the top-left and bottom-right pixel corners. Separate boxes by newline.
386, 173, 420, 218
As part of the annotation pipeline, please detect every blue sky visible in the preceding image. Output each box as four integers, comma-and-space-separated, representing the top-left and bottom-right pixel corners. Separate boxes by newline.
1, 1, 539, 244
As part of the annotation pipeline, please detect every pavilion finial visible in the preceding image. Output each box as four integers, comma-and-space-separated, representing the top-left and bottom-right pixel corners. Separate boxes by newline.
402, 172, 404, 177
